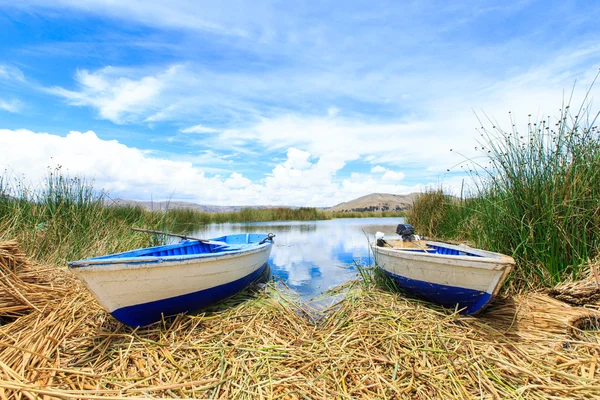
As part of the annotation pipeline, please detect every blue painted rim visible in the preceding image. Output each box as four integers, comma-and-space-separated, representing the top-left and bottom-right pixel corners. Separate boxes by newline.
382, 269, 493, 315
111, 262, 270, 327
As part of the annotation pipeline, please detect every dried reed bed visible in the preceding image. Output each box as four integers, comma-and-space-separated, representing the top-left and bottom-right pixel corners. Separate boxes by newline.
0, 241, 67, 321
1, 241, 599, 399
548, 262, 600, 310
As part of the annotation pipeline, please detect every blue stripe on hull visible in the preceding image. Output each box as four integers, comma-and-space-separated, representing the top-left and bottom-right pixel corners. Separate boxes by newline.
382, 269, 493, 315
111, 263, 269, 327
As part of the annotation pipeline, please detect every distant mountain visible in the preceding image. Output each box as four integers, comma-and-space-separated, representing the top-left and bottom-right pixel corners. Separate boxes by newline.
327, 193, 419, 212
106, 192, 420, 213
106, 198, 299, 213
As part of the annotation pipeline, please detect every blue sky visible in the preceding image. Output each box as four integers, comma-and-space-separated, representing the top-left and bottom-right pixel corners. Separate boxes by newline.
1, 1, 599, 206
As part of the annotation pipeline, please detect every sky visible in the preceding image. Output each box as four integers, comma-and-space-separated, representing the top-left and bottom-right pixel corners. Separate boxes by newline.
1, 1, 599, 207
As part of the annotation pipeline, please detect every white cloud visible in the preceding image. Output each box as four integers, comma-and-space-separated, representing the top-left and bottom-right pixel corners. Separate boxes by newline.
1, 129, 220, 200
19, 0, 251, 37
370, 165, 387, 173
1, 4, 598, 207
224, 172, 252, 189
327, 107, 339, 117
5, 57, 599, 206
381, 171, 406, 181
230, 114, 453, 171
180, 124, 219, 134
0, 99, 22, 113
0, 129, 428, 207
49, 66, 170, 124
283, 148, 311, 170
0, 65, 25, 82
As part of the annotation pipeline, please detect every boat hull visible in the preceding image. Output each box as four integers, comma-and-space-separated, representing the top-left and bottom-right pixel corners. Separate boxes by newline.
69, 235, 273, 326
111, 261, 270, 327
371, 240, 513, 315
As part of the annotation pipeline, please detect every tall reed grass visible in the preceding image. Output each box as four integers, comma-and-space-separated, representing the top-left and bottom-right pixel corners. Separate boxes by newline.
142, 206, 405, 228
472, 101, 600, 283
327, 210, 405, 219
0, 168, 160, 265
164, 206, 329, 226
407, 87, 600, 286
163, 208, 404, 226
404, 189, 472, 239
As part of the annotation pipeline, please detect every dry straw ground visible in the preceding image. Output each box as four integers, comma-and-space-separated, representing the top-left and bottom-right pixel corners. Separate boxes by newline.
1, 240, 599, 399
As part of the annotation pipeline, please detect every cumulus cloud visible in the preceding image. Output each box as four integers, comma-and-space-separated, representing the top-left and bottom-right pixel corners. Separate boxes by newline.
381, 171, 406, 181
283, 148, 311, 170
224, 172, 252, 189
1, 129, 223, 201
230, 114, 455, 173
1, 5, 598, 206
370, 165, 387, 173
0, 129, 426, 206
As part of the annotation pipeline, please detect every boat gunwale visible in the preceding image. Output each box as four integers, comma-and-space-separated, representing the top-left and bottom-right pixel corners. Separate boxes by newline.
68, 241, 273, 270
370, 239, 514, 269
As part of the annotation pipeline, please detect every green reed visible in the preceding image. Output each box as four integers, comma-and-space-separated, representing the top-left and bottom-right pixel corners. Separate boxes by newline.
404, 189, 472, 239
327, 210, 405, 219
162, 207, 404, 226
407, 88, 600, 286
163, 207, 328, 226
472, 104, 600, 283
0, 168, 160, 265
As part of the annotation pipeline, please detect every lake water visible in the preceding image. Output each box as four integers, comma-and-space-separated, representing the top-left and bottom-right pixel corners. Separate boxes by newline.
187, 217, 403, 301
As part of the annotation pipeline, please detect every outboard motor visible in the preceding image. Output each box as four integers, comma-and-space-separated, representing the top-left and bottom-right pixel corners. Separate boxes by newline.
395, 223, 415, 241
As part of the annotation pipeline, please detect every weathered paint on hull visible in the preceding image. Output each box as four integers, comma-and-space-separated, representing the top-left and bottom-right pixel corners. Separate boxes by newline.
112, 262, 270, 326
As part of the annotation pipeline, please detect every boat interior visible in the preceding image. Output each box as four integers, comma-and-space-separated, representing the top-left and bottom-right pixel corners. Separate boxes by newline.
377, 239, 483, 257
90, 234, 269, 260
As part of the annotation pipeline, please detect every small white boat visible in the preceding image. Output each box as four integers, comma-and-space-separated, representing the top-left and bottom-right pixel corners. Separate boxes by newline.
371, 225, 513, 315
69, 233, 275, 327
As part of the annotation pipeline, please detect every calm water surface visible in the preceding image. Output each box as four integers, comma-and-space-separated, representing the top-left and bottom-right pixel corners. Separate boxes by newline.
187, 218, 403, 301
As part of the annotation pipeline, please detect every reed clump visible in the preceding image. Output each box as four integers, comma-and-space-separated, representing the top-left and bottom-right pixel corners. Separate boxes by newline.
407, 90, 600, 287
1, 241, 599, 399
0, 169, 159, 266
163, 208, 405, 226
326, 210, 405, 219
404, 189, 472, 239
165, 206, 329, 225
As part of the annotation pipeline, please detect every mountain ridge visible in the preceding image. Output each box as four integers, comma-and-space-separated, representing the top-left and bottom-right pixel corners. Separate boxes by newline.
106, 192, 420, 213
327, 192, 419, 212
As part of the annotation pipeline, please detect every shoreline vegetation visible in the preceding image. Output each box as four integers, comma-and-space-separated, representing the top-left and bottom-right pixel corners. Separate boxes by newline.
1, 91, 599, 398
405, 91, 600, 290
0, 172, 403, 265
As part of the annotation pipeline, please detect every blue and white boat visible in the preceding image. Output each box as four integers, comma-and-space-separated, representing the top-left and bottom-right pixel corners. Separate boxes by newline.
371, 226, 513, 315
68, 233, 275, 327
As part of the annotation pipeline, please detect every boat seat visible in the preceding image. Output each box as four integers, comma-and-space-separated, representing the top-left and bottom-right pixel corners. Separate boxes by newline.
210, 243, 250, 253
211, 245, 231, 253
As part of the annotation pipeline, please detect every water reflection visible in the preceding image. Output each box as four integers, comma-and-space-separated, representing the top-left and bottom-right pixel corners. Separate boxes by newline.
187, 218, 402, 300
